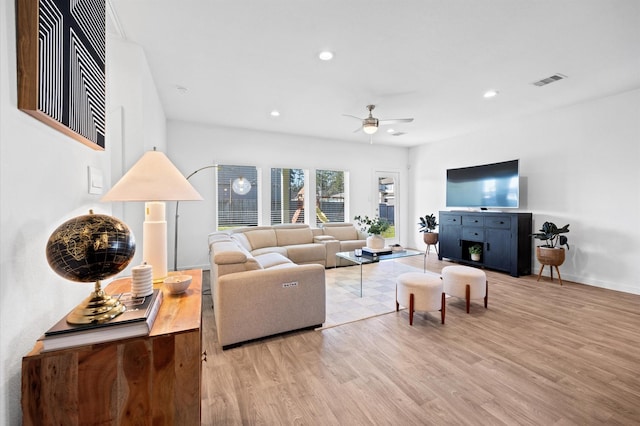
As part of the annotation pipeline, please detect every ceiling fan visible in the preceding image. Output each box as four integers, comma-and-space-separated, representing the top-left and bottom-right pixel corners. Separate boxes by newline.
344, 105, 414, 140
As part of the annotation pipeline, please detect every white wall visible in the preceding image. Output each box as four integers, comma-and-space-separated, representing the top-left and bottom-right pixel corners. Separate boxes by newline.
0, 1, 165, 420
167, 121, 410, 270
409, 89, 640, 295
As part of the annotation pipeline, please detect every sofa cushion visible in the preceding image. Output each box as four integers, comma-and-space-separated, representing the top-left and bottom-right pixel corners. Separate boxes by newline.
244, 229, 278, 250
323, 225, 357, 241
230, 232, 252, 251
252, 246, 288, 257
339, 240, 366, 252
284, 243, 325, 264
275, 227, 314, 246
255, 252, 293, 269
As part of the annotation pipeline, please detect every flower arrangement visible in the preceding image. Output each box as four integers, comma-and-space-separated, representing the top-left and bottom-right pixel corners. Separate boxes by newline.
353, 215, 390, 236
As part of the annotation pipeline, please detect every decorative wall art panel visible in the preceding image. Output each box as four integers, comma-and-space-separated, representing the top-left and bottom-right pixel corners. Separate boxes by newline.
17, 0, 106, 150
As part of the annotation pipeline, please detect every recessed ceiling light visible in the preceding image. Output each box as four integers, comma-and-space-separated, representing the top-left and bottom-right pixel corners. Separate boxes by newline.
270, 110, 281, 117
387, 128, 395, 134
176, 85, 188, 94
483, 90, 499, 98
318, 51, 334, 61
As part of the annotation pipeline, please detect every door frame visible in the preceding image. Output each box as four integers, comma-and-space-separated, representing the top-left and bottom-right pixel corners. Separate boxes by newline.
374, 170, 400, 246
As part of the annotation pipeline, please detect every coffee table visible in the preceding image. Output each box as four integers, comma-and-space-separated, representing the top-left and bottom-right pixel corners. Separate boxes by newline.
336, 249, 425, 297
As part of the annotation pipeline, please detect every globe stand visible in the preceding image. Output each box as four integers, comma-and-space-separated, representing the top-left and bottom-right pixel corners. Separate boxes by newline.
66, 281, 126, 325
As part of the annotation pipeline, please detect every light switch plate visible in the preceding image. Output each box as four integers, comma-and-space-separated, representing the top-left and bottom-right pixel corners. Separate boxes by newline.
88, 166, 103, 194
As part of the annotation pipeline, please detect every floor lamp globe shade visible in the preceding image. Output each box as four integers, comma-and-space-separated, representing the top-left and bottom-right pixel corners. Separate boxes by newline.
46, 212, 136, 282
232, 177, 251, 195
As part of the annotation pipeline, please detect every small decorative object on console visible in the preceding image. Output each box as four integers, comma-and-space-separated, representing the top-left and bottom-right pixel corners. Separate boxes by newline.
163, 275, 193, 295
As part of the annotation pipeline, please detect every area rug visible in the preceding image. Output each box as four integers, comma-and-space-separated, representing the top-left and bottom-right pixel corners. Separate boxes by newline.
321, 260, 439, 329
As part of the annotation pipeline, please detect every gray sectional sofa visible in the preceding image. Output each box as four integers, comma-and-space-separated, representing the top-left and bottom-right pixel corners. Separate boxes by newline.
208, 223, 366, 348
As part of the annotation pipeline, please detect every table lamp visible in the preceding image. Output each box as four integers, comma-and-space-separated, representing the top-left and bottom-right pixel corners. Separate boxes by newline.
102, 148, 202, 281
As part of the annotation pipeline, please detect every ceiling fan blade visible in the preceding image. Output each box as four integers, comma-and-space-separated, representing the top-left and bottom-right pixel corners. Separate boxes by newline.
378, 118, 414, 125
353, 126, 363, 133
343, 114, 364, 121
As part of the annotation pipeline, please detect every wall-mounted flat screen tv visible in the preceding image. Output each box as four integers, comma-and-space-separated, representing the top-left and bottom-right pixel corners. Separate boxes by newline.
446, 159, 519, 208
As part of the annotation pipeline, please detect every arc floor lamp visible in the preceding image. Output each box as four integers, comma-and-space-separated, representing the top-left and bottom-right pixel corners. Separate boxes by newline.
173, 165, 218, 271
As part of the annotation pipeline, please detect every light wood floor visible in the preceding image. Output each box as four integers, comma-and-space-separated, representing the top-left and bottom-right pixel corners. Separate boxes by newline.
201, 254, 640, 425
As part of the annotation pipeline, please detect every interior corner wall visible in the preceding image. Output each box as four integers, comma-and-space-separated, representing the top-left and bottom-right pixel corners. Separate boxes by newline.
107, 37, 167, 272
166, 120, 410, 270
409, 89, 640, 295
0, 2, 166, 420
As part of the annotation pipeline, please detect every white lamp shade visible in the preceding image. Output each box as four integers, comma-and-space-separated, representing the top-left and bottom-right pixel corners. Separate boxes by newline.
102, 150, 203, 202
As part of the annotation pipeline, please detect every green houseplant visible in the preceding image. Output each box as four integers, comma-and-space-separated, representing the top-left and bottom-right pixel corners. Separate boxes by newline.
353, 215, 390, 235
354, 215, 390, 249
469, 243, 482, 261
418, 214, 438, 233
532, 221, 570, 285
418, 213, 439, 249
532, 222, 570, 249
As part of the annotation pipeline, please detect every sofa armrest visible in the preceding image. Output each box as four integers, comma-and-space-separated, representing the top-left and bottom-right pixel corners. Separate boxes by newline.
214, 264, 326, 348
316, 238, 341, 268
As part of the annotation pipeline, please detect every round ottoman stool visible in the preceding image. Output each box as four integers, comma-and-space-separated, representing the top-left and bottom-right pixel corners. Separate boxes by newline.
396, 272, 445, 325
441, 265, 488, 313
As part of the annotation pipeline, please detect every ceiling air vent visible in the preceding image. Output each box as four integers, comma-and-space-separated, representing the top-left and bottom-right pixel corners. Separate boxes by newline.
532, 73, 567, 87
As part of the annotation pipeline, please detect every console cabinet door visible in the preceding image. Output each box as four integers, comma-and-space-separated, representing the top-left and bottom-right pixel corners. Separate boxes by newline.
484, 228, 511, 271
438, 213, 462, 260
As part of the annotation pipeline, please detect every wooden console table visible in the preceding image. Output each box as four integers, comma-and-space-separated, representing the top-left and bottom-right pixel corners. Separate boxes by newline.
21, 269, 203, 425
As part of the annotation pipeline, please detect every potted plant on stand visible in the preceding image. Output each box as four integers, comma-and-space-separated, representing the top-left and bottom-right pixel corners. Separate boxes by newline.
469, 244, 482, 261
418, 213, 439, 254
532, 221, 570, 285
354, 215, 390, 249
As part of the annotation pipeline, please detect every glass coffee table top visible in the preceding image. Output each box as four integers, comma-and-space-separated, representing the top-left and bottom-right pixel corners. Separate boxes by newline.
336, 249, 425, 296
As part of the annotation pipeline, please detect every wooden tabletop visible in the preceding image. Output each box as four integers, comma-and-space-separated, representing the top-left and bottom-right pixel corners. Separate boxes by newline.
25, 269, 203, 356
109, 269, 202, 337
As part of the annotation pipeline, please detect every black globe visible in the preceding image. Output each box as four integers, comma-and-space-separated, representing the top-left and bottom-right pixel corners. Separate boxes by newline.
46, 213, 136, 282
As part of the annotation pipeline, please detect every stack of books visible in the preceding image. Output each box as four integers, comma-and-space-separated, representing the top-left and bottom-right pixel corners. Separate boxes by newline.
40, 289, 163, 352
362, 246, 393, 258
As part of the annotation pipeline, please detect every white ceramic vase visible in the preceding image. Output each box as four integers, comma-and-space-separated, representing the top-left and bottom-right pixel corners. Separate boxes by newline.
366, 234, 385, 249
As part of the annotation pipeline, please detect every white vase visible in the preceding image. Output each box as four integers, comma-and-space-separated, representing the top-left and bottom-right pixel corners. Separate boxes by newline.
366, 235, 385, 249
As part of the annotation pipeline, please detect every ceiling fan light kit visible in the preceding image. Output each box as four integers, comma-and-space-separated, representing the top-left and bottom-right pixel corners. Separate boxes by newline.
344, 104, 413, 139
363, 120, 379, 134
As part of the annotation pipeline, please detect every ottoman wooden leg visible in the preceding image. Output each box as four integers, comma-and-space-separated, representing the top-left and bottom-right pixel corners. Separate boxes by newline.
395, 286, 399, 311
465, 284, 471, 313
409, 293, 415, 325
484, 280, 488, 309
441, 292, 446, 324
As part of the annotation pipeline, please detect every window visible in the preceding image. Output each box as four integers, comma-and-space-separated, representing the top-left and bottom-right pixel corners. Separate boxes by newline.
217, 165, 258, 229
271, 168, 305, 224
316, 169, 345, 226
